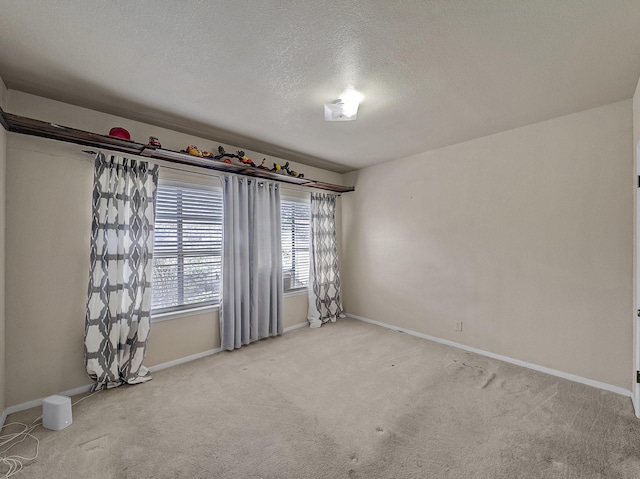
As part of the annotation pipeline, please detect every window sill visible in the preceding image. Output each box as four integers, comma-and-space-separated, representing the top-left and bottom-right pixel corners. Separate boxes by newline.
284, 288, 308, 298
151, 304, 219, 323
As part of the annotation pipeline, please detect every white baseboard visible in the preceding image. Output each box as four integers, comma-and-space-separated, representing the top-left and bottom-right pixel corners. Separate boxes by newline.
5, 383, 93, 417
148, 347, 223, 373
284, 322, 308, 333
347, 313, 632, 398
632, 392, 640, 419
149, 323, 307, 373
4, 321, 311, 418
0, 408, 7, 429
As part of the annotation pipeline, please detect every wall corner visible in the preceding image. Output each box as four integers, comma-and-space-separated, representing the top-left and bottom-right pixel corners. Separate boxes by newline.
0, 73, 7, 422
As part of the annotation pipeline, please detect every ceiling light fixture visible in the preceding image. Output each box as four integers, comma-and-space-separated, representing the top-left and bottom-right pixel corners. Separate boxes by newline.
324, 88, 364, 122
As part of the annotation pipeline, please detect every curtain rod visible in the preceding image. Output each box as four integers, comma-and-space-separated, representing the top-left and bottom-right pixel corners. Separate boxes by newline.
0, 106, 354, 194
81, 149, 342, 196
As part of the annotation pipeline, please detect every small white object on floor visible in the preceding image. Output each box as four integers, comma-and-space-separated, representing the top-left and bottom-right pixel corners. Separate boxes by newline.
42, 395, 72, 431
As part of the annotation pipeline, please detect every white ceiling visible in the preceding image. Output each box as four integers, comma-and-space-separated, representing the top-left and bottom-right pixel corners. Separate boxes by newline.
1, 1, 639, 173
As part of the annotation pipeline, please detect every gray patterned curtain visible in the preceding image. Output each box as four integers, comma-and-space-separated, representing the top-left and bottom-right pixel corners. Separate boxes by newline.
84, 153, 159, 390
307, 192, 345, 328
220, 176, 283, 350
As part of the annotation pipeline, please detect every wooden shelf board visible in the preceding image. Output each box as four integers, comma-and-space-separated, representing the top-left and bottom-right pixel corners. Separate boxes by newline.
0, 107, 354, 193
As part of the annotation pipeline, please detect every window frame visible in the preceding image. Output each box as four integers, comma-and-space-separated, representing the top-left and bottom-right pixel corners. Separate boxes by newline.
281, 195, 311, 294
151, 179, 223, 320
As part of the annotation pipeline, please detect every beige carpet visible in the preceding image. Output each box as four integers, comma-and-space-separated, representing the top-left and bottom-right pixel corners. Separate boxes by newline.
3, 318, 640, 478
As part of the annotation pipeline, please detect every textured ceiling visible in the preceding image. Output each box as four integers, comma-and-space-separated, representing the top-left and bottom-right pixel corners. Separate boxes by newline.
1, 1, 640, 173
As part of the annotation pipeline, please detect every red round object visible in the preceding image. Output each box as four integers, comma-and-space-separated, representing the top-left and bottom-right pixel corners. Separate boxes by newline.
108, 127, 131, 140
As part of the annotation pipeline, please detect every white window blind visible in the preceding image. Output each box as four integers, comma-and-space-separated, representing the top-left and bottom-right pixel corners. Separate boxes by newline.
152, 183, 223, 313
281, 198, 310, 291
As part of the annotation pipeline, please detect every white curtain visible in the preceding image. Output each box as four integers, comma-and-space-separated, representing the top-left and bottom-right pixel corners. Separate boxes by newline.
84, 153, 159, 390
220, 176, 283, 350
308, 192, 345, 328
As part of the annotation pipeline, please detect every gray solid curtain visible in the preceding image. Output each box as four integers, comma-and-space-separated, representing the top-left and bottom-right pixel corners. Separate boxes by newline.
220, 175, 283, 350
84, 153, 159, 390
307, 192, 345, 328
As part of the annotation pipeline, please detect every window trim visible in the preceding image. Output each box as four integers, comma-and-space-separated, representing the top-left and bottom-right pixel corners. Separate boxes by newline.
151, 179, 223, 317
150, 186, 311, 321
284, 288, 308, 298
281, 195, 311, 293
151, 303, 219, 323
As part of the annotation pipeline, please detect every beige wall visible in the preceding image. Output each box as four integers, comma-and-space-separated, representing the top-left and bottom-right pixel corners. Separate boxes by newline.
5, 92, 342, 406
0, 76, 7, 416
342, 100, 633, 390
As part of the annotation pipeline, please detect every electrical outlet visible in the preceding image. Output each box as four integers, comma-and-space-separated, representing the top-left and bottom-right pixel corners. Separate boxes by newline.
455, 321, 463, 332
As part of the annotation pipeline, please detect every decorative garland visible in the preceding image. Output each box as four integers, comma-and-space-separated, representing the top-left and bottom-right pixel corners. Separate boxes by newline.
181, 145, 305, 178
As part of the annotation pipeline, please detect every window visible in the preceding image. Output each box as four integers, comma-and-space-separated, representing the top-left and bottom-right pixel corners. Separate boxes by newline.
281, 198, 311, 292
152, 182, 223, 313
